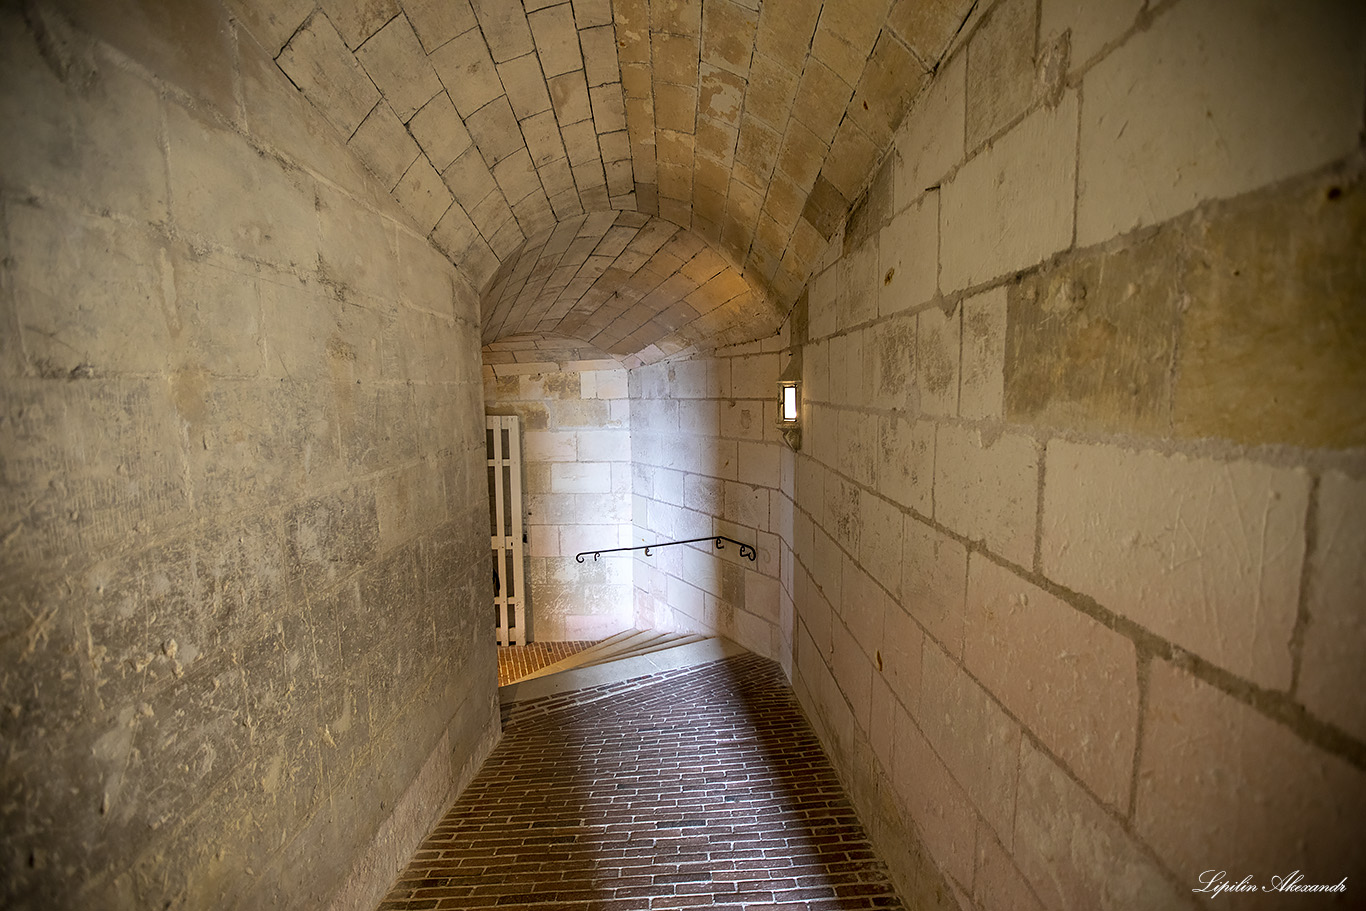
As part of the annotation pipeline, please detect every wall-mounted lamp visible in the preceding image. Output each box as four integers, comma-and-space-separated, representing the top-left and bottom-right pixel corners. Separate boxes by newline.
777, 379, 801, 450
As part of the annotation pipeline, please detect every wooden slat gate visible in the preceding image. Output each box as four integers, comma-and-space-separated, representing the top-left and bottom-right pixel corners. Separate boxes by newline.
487, 414, 526, 646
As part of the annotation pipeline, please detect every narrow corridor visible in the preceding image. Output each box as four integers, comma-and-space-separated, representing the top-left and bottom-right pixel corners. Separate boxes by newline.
377, 654, 905, 910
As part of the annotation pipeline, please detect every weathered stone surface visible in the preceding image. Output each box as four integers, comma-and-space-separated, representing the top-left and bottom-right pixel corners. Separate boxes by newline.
887, 0, 973, 63
974, 831, 1046, 911
865, 312, 914, 411
919, 642, 1022, 848
965, 555, 1139, 811
894, 50, 963, 209
1172, 172, 1366, 448
224, 0, 314, 57
878, 190, 937, 317
8, 202, 176, 377
277, 11, 381, 137
1297, 470, 1366, 742
964, 0, 1035, 150
1042, 440, 1308, 690
403, 0, 477, 52
48, 0, 240, 116
941, 91, 1077, 293
408, 93, 472, 173
430, 40, 499, 125
958, 286, 1005, 420
499, 52, 553, 121
167, 101, 321, 266
1137, 660, 1366, 892
528, 3, 581, 78
471, 0, 534, 62
1, 11, 492, 909
935, 426, 1037, 568
1007, 167, 1366, 447
1014, 739, 1187, 911
0, 15, 168, 224
392, 155, 454, 234
850, 32, 925, 149
1076, 0, 1366, 246
320, 0, 401, 49
238, 30, 378, 199
890, 703, 978, 886
901, 518, 966, 656
878, 415, 933, 517
1005, 229, 1180, 437
348, 102, 423, 191
355, 14, 443, 123
0, 378, 189, 580
1039, 0, 1140, 69
916, 301, 960, 417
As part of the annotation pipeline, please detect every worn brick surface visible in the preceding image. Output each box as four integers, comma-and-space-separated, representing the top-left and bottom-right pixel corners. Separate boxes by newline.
497, 641, 600, 686
378, 655, 906, 911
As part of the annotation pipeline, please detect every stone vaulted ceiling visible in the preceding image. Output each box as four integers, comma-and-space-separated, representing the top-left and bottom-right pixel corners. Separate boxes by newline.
229, 0, 973, 363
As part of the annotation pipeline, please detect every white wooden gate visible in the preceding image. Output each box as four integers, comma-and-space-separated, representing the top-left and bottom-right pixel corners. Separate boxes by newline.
487, 415, 526, 646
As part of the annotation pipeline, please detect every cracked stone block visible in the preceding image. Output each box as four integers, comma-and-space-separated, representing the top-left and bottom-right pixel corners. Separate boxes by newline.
393, 155, 454, 234
430, 27, 505, 119
528, 3, 582, 78
409, 92, 473, 171
347, 101, 421, 190
355, 14, 443, 122
277, 11, 381, 137
404, 0, 478, 52
320, 0, 400, 48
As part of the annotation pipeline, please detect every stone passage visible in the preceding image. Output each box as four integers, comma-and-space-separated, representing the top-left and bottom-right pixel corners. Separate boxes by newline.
498, 641, 601, 686
378, 654, 904, 910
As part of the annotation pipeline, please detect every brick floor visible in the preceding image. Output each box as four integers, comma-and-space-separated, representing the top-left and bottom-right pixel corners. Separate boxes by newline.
377, 653, 905, 910
498, 641, 600, 686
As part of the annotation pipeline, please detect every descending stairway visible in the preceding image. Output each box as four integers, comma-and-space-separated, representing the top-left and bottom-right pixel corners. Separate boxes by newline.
497, 629, 748, 707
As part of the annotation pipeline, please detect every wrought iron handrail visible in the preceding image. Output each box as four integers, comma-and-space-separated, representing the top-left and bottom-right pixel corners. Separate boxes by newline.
576, 535, 757, 563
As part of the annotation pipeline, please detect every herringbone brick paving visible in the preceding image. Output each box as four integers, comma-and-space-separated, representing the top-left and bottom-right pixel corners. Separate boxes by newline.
497, 641, 600, 686
378, 653, 905, 911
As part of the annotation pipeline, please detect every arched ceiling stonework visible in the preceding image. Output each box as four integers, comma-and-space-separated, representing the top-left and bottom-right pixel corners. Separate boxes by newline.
228, 0, 974, 362
483, 333, 620, 369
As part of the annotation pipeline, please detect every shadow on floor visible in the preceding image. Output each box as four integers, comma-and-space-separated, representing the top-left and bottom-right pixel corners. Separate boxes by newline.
376, 652, 904, 910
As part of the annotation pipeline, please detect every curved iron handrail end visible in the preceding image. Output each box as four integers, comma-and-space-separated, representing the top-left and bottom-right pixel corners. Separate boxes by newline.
575, 534, 757, 565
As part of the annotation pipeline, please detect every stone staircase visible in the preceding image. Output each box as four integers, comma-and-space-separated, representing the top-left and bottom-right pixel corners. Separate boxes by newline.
498, 629, 747, 707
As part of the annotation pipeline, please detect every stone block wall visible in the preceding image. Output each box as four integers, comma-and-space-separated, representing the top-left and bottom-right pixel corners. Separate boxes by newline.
483, 347, 634, 640
782, 0, 1366, 908
0, 3, 495, 909
628, 339, 795, 669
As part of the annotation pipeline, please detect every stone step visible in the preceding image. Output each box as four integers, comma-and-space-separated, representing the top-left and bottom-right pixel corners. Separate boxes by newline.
573, 633, 709, 669
512, 629, 662, 682
499, 636, 747, 706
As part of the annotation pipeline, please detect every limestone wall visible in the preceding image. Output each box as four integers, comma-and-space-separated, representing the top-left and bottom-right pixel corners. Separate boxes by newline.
0, 2, 496, 909
483, 343, 634, 640
629, 340, 795, 670
785, 0, 1366, 908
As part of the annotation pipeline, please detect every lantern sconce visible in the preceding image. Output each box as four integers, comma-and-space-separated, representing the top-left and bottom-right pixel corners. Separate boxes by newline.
777, 379, 801, 451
